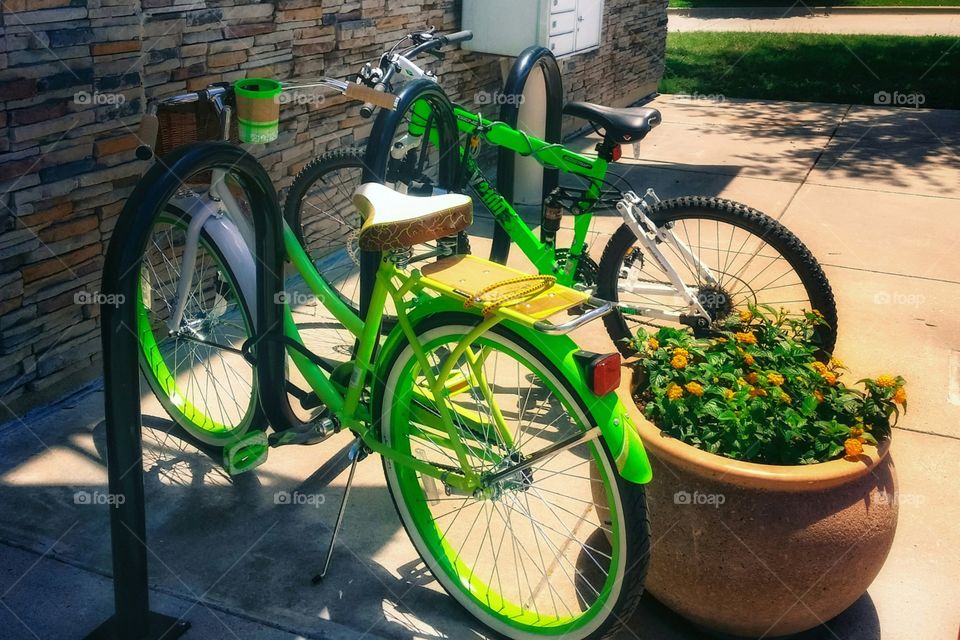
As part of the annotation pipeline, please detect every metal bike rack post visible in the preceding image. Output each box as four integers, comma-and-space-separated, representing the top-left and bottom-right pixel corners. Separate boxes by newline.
86, 143, 289, 639
491, 46, 564, 264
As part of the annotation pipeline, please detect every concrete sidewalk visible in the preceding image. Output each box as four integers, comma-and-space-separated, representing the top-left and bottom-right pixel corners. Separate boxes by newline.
668, 7, 960, 35
1, 95, 959, 640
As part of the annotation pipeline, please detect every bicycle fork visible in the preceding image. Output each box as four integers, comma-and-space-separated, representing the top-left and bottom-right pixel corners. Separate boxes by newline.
615, 189, 716, 330
164, 168, 257, 333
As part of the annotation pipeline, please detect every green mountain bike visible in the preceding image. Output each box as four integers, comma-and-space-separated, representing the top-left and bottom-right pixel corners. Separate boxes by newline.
285, 30, 838, 357
133, 85, 653, 637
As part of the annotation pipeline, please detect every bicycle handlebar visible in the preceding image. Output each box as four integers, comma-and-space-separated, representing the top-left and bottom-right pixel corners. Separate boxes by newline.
440, 30, 473, 46
359, 82, 389, 119
359, 29, 473, 119
135, 113, 160, 160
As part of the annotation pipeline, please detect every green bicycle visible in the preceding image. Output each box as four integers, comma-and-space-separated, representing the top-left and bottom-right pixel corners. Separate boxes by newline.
285, 31, 838, 357
134, 90, 652, 635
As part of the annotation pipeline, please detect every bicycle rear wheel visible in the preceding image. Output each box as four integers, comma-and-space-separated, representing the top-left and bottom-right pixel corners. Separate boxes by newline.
377, 313, 649, 640
598, 196, 838, 355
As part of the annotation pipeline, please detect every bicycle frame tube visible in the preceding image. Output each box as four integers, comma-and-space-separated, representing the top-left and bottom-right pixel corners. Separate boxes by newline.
410, 104, 611, 286
279, 245, 486, 491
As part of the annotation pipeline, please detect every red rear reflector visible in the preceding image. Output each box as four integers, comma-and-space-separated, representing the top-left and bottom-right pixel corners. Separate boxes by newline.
612, 145, 622, 162
590, 353, 621, 396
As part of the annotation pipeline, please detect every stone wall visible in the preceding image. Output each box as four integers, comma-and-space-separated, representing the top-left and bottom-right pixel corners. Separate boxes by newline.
0, 0, 667, 419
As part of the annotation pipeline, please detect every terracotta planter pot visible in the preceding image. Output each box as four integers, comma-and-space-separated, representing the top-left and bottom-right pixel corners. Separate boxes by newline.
610, 368, 899, 638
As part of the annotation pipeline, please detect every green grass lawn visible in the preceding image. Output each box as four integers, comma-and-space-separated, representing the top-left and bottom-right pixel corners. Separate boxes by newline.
669, 1, 960, 7
660, 32, 960, 109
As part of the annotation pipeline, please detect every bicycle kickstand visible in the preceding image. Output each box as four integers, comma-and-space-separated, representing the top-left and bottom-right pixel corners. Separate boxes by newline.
312, 437, 367, 583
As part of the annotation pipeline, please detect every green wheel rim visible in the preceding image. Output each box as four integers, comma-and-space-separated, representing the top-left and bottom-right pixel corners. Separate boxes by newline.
384, 327, 625, 637
137, 212, 256, 444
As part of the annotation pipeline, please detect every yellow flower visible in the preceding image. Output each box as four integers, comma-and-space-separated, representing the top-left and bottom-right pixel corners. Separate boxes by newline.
811, 361, 828, 374
671, 354, 688, 370
849, 426, 864, 438
844, 438, 864, 459
812, 309, 825, 320
737, 377, 747, 387
746, 372, 759, 385
735, 332, 757, 345
739, 309, 753, 322
673, 347, 689, 358
813, 389, 825, 403
748, 386, 767, 398
779, 392, 792, 404
893, 386, 907, 405
723, 388, 735, 400
830, 356, 844, 369
876, 374, 897, 388
666, 383, 684, 400
714, 337, 728, 345
742, 353, 755, 366
647, 337, 660, 351
685, 381, 705, 397
823, 371, 837, 386
767, 372, 785, 386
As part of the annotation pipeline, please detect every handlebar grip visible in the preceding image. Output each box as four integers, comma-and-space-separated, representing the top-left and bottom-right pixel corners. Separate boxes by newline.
135, 113, 160, 160
347, 82, 397, 117
359, 82, 385, 119
440, 30, 473, 45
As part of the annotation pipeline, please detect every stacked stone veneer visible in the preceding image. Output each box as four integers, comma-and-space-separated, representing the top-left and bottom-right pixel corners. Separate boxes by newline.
0, 0, 667, 418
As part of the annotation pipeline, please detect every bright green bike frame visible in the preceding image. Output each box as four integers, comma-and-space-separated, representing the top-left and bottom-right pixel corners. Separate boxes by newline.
408, 101, 613, 287
278, 221, 652, 489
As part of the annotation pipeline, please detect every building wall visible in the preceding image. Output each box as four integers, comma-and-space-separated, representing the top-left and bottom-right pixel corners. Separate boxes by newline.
0, 0, 667, 419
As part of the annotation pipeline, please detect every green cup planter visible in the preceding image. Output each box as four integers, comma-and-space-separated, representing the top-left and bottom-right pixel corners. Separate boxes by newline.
595, 367, 898, 638
234, 78, 282, 144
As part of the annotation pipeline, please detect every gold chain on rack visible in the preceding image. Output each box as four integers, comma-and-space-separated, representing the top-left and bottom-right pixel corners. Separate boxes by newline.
464, 275, 557, 317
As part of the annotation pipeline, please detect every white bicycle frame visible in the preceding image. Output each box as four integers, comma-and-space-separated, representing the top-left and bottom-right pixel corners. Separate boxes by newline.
613, 190, 717, 324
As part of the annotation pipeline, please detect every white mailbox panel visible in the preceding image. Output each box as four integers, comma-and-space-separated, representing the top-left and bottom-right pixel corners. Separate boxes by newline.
549, 32, 576, 57
463, 0, 604, 58
574, 0, 602, 51
549, 11, 576, 36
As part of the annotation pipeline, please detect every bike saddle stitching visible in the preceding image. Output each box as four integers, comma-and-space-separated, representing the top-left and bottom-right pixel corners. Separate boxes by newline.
353, 182, 473, 251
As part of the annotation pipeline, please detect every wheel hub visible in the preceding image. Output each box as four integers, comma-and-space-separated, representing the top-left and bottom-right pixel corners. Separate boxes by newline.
696, 283, 733, 321
479, 451, 533, 500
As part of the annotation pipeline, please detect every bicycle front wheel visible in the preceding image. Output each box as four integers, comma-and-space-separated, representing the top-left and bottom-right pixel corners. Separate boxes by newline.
598, 196, 838, 354
138, 206, 259, 445
376, 314, 649, 640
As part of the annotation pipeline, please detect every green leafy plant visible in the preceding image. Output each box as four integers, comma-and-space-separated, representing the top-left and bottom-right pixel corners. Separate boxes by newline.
630, 306, 906, 465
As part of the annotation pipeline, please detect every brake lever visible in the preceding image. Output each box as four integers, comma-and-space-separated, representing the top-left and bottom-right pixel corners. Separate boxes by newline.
427, 49, 445, 61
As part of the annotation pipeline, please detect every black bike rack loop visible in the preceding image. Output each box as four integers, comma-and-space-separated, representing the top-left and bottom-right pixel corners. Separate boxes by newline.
87, 142, 290, 639
491, 46, 564, 265
359, 79, 460, 318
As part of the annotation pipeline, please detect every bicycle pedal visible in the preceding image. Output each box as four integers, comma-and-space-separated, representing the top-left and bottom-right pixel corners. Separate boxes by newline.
223, 431, 269, 475
269, 417, 338, 447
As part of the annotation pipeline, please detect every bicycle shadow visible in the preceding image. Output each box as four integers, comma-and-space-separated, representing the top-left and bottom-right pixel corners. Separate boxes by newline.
85, 413, 495, 639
